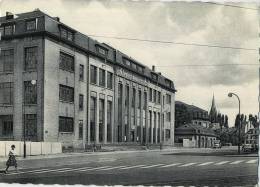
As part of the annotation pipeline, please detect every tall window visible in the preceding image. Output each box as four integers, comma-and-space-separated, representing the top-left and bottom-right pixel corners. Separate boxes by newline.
158, 91, 161, 104
25, 47, 38, 71
153, 111, 156, 143
60, 27, 74, 41
153, 90, 156, 103
25, 114, 37, 140
90, 65, 97, 84
132, 87, 136, 108
79, 94, 84, 111
118, 83, 123, 142
0, 115, 13, 137
166, 129, 171, 140
107, 72, 113, 89
26, 19, 36, 31
149, 88, 152, 102
99, 69, 105, 87
166, 112, 171, 122
107, 100, 112, 142
0, 82, 13, 105
60, 52, 74, 72
90, 97, 96, 142
59, 116, 74, 132
143, 92, 147, 110
99, 98, 105, 142
138, 90, 141, 109
24, 81, 37, 104
166, 94, 171, 104
78, 120, 83, 140
59, 85, 74, 103
79, 64, 84, 81
1, 25, 15, 36
0, 49, 14, 72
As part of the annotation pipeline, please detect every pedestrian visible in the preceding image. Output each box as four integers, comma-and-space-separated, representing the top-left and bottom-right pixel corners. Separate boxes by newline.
5, 145, 18, 174
160, 142, 163, 151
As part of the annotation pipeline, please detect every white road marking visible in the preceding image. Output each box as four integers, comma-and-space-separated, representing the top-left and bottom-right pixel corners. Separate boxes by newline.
76, 166, 111, 172
197, 162, 214, 166
139, 164, 165, 169
54, 167, 92, 173
161, 163, 182, 168
214, 161, 229, 165
178, 163, 197, 167
119, 165, 146, 170
98, 165, 129, 171
230, 160, 244, 165
246, 159, 257, 164
6, 168, 71, 175
32, 168, 72, 174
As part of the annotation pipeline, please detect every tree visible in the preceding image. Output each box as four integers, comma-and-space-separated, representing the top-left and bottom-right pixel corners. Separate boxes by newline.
224, 115, 229, 128
234, 114, 240, 128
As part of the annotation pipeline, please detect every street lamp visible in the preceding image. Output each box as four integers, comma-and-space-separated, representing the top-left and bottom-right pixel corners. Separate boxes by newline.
23, 79, 37, 158
228, 92, 241, 154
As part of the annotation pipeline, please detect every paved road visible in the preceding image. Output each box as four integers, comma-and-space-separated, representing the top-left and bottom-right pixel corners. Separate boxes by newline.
0, 149, 258, 186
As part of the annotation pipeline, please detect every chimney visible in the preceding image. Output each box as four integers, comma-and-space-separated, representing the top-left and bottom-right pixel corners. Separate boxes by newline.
6, 12, 14, 20
152, 65, 155, 72
53, 17, 60, 22
158, 72, 161, 75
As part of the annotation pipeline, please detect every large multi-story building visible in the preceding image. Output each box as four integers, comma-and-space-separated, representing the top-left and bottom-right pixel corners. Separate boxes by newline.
0, 10, 176, 148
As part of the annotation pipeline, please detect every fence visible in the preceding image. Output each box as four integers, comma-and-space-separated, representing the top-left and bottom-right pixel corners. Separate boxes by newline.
0, 141, 62, 157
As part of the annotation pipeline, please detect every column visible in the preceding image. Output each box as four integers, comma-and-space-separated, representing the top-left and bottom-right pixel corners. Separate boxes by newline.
140, 89, 143, 144
155, 111, 158, 144
104, 96, 107, 144
121, 82, 125, 142
127, 83, 131, 142
95, 94, 99, 144
113, 78, 119, 143
151, 110, 153, 144
134, 87, 138, 142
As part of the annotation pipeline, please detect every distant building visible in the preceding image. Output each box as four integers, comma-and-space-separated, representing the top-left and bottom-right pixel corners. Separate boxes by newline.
244, 128, 259, 145
175, 123, 217, 148
175, 101, 210, 128
0, 10, 176, 148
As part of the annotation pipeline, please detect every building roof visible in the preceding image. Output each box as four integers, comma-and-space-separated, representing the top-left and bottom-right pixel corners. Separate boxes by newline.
0, 9, 176, 93
175, 101, 208, 114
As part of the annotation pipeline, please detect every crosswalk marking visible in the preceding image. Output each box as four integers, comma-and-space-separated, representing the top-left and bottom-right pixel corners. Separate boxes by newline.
76, 166, 111, 172
198, 162, 214, 166
119, 165, 146, 170
246, 159, 257, 164
161, 163, 182, 168
214, 161, 229, 165
140, 164, 165, 169
98, 165, 129, 171
230, 160, 244, 165
178, 163, 197, 167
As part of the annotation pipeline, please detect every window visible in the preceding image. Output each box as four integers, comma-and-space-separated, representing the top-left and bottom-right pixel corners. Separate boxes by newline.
60, 27, 74, 41
60, 52, 74, 72
0, 49, 14, 72
25, 47, 38, 71
166, 94, 171, 104
90, 65, 97, 84
99, 98, 105, 142
149, 88, 152, 102
1, 25, 15, 36
123, 58, 131, 66
118, 83, 123, 142
107, 72, 113, 89
138, 90, 141, 109
78, 120, 83, 139
151, 72, 158, 81
132, 88, 136, 108
107, 100, 112, 142
25, 114, 37, 139
59, 85, 74, 103
24, 81, 37, 104
79, 94, 84, 111
166, 112, 171, 122
153, 90, 156, 103
96, 46, 108, 56
137, 66, 144, 73
26, 19, 36, 31
158, 91, 161, 104
59, 116, 74, 132
132, 63, 137, 70
99, 68, 106, 87
166, 129, 171, 140
0, 115, 13, 137
90, 97, 96, 141
165, 79, 171, 87
143, 92, 147, 110
79, 64, 84, 81
0, 82, 13, 105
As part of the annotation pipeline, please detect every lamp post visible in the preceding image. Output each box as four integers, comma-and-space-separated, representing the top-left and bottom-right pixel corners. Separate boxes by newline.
23, 79, 37, 158
228, 92, 241, 154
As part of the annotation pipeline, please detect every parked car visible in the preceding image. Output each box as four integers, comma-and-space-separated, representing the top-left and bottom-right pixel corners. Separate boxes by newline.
212, 142, 222, 149
242, 144, 258, 152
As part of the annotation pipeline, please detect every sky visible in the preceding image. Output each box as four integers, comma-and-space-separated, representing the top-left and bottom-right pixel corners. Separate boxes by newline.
0, 0, 259, 127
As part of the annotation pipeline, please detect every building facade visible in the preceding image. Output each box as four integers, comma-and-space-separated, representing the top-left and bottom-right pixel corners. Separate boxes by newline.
0, 10, 176, 148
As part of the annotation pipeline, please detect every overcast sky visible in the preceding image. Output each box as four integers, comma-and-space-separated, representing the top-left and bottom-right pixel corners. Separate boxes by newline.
0, 0, 259, 126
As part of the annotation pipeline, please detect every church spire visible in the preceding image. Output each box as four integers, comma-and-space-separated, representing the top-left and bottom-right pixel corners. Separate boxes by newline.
209, 94, 217, 123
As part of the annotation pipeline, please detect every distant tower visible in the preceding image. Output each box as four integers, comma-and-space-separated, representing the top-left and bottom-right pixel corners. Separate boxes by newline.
209, 94, 218, 123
